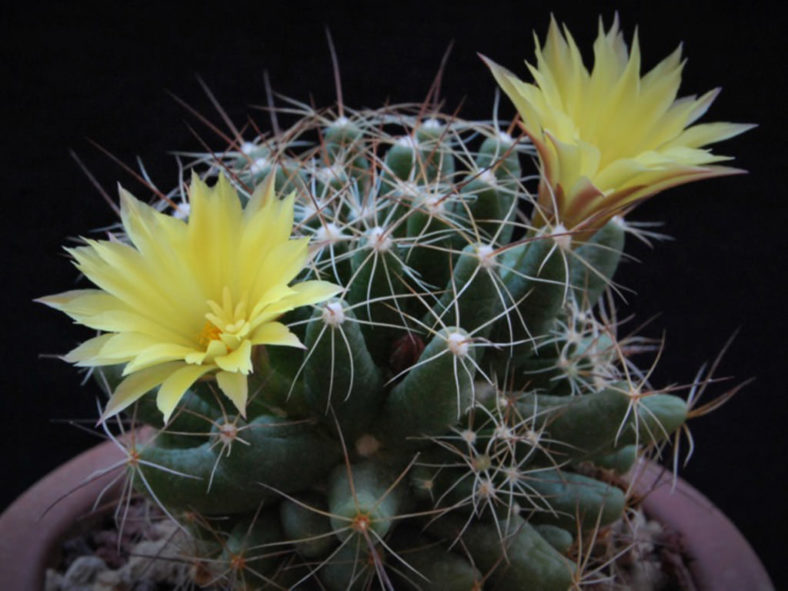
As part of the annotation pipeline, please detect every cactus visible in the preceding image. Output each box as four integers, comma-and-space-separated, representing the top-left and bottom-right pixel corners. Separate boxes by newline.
80, 107, 690, 590
40, 16, 753, 591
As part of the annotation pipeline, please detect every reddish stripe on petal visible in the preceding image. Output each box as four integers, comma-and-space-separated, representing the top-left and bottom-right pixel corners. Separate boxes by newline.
561, 178, 606, 231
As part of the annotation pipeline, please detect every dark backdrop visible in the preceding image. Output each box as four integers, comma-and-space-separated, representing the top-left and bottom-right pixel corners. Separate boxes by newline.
4, 0, 785, 583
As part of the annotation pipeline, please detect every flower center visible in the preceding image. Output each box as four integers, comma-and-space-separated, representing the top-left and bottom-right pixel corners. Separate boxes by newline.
201, 286, 253, 353
197, 320, 222, 347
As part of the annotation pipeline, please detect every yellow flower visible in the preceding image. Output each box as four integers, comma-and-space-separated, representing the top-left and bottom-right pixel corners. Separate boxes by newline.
483, 16, 754, 232
39, 174, 340, 422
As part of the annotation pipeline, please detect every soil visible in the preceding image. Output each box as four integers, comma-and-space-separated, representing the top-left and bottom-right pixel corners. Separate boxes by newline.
45, 497, 193, 591
45, 496, 696, 591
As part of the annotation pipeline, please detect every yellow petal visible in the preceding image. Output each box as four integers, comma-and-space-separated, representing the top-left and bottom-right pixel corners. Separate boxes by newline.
123, 343, 204, 374
247, 238, 310, 302
243, 172, 276, 218
249, 322, 304, 348
215, 339, 253, 373
481, 55, 543, 138
216, 371, 249, 416
606, 165, 746, 212
37, 288, 107, 312
40, 288, 194, 346
98, 332, 163, 362
251, 280, 342, 329
63, 334, 116, 365
156, 364, 215, 423
662, 122, 756, 150
119, 187, 205, 317
545, 132, 601, 192
67, 243, 195, 339
120, 187, 188, 258
102, 363, 182, 421
185, 339, 227, 365
187, 173, 243, 295
288, 280, 343, 306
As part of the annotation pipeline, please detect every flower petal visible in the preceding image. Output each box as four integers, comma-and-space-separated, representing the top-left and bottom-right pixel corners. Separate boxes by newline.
215, 339, 253, 374
186, 173, 243, 296
156, 364, 216, 423
102, 363, 182, 421
123, 343, 204, 374
63, 334, 116, 365
249, 322, 304, 348
216, 371, 249, 416
251, 280, 342, 328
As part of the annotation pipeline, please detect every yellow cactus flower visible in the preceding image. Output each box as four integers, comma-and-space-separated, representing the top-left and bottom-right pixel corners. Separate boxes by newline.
483, 16, 754, 233
39, 174, 340, 422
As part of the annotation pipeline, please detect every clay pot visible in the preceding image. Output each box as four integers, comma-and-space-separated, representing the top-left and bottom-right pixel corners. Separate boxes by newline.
630, 460, 774, 590
0, 439, 127, 590
0, 441, 774, 590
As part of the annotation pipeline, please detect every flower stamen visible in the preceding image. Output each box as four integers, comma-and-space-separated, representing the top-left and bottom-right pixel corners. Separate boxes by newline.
198, 320, 222, 347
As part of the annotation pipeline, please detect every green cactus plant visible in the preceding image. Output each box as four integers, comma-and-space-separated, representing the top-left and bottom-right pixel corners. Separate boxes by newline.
40, 16, 754, 591
78, 105, 691, 590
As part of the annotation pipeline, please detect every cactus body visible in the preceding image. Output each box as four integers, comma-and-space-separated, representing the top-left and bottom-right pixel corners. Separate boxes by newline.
104, 104, 693, 590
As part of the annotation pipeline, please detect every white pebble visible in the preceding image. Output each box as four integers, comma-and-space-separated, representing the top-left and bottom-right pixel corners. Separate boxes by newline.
64, 556, 107, 585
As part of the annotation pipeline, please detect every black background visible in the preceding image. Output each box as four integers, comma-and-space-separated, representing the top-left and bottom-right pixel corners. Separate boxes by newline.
4, 0, 786, 584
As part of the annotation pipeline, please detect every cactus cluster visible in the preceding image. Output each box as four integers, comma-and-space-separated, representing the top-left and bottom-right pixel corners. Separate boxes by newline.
90, 101, 690, 591
41, 16, 754, 591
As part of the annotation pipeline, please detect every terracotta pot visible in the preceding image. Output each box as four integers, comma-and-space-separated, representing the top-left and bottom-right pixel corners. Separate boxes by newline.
629, 460, 774, 591
0, 441, 774, 590
0, 439, 127, 590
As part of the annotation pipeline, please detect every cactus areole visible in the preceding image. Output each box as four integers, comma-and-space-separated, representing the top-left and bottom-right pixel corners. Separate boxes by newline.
38, 16, 754, 591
